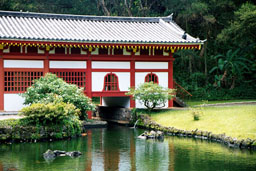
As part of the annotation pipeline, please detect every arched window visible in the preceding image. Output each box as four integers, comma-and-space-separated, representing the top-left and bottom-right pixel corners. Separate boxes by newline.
145, 73, 158, 84
103, 73, 119, 91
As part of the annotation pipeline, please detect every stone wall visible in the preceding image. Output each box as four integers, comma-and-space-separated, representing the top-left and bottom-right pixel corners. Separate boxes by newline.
0, 125, 80, 143
137, 114, 256, 151
96, 106, 133, 124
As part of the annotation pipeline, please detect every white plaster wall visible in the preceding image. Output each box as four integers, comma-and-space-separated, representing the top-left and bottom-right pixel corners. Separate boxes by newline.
4, 60, 44, 68
92, 72, 130, 91
115, 72, 130, 91
92, 61, 130, 69
135, 62, 168, 69
4, 94, 26, 111
135, 72, 168, 88
92, 72, 107, 91
135, 72, 168, 108
49, 61, 87, 68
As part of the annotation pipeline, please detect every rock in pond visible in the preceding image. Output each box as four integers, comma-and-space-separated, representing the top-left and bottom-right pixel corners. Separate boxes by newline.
43, 149, 82, 161
43, 149, 56, 161
138, 131, 164, 140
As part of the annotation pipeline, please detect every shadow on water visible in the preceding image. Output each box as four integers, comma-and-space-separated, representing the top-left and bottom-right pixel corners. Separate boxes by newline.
0, 126, 256, 171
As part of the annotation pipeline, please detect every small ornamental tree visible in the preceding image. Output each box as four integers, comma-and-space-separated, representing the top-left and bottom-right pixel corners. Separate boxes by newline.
21, 73, 95, 120
126, 82, 176, 110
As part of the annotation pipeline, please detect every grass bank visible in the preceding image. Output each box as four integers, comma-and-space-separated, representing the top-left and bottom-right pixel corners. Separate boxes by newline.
185, 99, 256, 107
149, 105, 256, 140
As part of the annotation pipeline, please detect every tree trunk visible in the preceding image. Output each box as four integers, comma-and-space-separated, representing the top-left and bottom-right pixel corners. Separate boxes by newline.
99, 0, 110, 16
220, 70, 227, 87
124, 0, 133, 16
189, 55, 193, 74
230, 76, 236, 89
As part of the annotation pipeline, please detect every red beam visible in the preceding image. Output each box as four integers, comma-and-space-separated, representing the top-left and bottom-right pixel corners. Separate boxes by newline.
92, 92, 128, 97
0, 40, 201, 50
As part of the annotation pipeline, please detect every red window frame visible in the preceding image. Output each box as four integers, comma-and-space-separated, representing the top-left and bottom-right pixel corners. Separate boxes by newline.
145, 73, 159, 84
4, 69, 43, 93
103, 73, 120, 91
50, 69, 86, 90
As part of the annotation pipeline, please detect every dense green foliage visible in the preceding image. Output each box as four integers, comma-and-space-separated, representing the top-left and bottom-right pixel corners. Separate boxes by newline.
1, 0, 255, 100
21, 73, 95, 120
126, 82, 175, 110
19, 98, 80, 126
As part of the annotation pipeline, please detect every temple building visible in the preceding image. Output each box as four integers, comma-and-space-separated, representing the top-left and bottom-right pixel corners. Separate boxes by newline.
0, 11, 203, 117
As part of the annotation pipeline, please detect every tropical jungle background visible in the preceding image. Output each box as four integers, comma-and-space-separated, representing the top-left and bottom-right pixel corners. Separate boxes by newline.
1, 0, 255, 100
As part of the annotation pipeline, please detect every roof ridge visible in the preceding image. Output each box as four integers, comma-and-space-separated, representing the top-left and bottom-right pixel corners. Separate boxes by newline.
0, 10, 173, 23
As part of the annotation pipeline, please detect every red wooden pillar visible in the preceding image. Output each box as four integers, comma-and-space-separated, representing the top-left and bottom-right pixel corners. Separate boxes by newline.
168, 54, 174, 108
87, 53, 92, 119
0, 47, 4, 111
44, 47, 49, 75
130, 59, 135, 108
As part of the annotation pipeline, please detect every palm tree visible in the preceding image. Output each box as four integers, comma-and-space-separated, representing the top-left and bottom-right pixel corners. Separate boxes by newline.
210, 49, 251, 89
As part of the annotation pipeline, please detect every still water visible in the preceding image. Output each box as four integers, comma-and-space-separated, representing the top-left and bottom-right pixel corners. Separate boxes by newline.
0, 126, 255, 171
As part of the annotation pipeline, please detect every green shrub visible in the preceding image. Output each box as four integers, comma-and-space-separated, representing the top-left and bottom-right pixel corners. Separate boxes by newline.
190, 108, 203, 121
0, 119, 19, 127
21, 73, 95, 120
19, 98, 81, 126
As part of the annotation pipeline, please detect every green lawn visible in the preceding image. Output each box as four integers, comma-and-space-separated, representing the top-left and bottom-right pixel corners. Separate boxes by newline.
150, 105, 256, 140
185, 99, 256, 107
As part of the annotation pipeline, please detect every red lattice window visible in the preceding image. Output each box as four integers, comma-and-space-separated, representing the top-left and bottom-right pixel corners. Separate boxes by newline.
4, 71, 43, 93
145, 73, 158, 84
103, 73, 119, 91
51, 70, 86, 89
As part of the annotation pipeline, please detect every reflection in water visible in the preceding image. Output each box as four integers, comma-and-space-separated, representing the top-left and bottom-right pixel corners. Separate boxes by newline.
0, 126, 256, 171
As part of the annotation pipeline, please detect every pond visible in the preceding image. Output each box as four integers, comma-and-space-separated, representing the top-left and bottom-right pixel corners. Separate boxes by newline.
0, 126, 256, 171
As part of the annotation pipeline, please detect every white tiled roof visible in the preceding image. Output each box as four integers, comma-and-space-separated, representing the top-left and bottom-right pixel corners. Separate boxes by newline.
0, 11, 203, 44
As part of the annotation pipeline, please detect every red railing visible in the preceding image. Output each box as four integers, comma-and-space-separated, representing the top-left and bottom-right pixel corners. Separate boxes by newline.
174, 81, 192, 100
